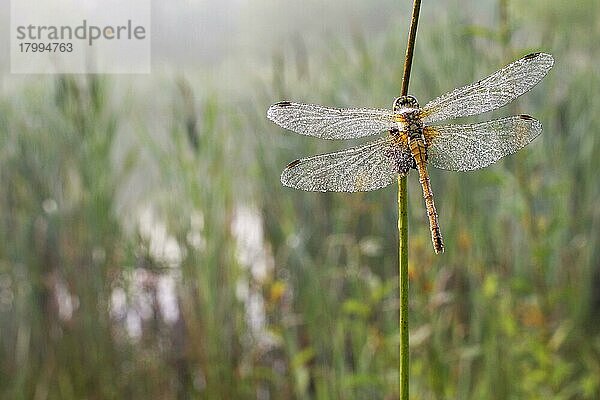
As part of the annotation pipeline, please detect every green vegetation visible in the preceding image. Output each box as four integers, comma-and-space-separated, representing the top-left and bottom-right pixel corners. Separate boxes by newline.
1, 1, 599, 399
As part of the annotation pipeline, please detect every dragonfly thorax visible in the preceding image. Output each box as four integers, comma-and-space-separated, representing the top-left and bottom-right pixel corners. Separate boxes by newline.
393, 95, 423, 138
404, 111, 424, 139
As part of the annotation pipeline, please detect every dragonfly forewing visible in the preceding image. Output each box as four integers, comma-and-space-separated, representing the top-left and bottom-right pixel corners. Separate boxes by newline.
424, 115, 542, 171
281, 136, 412, 192
421, 52, 554, 123
267, 101, 396, 139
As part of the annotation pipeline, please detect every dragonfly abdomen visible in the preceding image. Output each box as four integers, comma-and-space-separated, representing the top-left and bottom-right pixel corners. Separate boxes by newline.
410, 137, 445, 254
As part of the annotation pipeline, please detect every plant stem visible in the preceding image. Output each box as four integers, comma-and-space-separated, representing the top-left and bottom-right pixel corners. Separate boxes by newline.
401, 0, 421, 96
399, 0, 421, 399
398, 175, 409, 399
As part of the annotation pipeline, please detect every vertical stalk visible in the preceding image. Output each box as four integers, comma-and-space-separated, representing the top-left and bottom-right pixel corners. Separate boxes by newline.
398, 175, 409, 399
399, 0, 421, 399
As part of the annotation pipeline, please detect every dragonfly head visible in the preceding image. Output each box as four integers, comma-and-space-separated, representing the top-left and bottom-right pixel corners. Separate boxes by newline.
393, 95, 420, 112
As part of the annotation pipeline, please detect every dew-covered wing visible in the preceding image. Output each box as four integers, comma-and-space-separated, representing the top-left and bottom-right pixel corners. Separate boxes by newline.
267, 101, 396, 139
421, 52, 554, 123
424, 115, 542, 171
281, 136, 412, 192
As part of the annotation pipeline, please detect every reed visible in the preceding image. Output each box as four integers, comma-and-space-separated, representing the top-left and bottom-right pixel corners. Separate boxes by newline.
398, 1, 421, 398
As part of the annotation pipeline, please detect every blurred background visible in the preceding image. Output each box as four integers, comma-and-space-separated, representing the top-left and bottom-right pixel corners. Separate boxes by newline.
1, 0, 599, 399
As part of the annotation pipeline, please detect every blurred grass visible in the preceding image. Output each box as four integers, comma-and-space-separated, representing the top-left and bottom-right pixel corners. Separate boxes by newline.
1, 0, 600, 399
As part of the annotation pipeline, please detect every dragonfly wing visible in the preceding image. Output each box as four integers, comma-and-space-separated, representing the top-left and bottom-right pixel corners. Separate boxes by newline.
267, 101, 396, 139
281, 136, 412, 192
421, 52, 554, 123
424, 115, 542, 171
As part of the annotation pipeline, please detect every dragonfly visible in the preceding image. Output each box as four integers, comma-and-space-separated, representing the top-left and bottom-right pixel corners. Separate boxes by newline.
267, 52, 554, 254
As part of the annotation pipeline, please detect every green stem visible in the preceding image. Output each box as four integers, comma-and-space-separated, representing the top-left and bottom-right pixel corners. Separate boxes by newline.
398, 175, 409, 399
399, 0, 421, 399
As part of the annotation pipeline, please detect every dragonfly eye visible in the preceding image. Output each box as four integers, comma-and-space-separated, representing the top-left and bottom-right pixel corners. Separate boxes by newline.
393, 95, 420, 111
